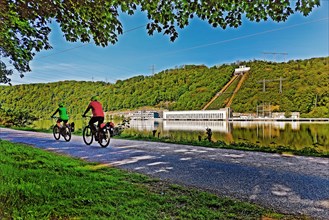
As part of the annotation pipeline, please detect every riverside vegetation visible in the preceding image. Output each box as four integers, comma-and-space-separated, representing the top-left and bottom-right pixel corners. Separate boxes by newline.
0, 139, 309, 219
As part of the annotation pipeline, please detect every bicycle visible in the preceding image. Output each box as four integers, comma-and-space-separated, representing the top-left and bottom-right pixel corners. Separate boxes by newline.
52, 117, 72, 142
82, 116, 112, 147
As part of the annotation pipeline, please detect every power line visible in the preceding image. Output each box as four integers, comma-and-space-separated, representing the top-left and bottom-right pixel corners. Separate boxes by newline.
33, 24, 147, 61
262, 52, 288, 62
136, 17, 328, 59
149, 65, 155, 75
4, 47, 137, 83
20, 17, 329, 66
1, 23, 148, 84
258, 77, 287, 93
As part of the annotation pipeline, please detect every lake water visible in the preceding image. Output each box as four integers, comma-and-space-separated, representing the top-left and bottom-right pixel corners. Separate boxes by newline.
126, 120, 329, 153
33, 119, 329, 153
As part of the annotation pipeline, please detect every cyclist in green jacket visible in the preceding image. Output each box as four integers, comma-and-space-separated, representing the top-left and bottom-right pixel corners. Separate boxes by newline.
51, 102, 69, 128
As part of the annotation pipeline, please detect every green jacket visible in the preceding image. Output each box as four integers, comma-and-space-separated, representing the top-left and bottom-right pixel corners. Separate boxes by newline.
53, 107, 69, 120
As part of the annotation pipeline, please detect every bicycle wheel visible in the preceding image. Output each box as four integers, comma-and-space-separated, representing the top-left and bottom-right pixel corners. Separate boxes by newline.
83, 126, 93, 145
53, 125, 60, 140
99, 129, 110, 148
63, 126, 71, 142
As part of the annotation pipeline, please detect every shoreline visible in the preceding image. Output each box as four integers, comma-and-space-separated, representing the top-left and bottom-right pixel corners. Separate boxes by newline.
228, 117, 329, 122
157, 118, 329, 122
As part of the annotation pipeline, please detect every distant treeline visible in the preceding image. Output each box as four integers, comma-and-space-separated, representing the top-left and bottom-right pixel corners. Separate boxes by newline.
0, 57, 328, 125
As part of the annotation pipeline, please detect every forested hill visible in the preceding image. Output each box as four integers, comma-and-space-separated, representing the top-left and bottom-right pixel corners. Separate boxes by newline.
0, 57, 328, 122
230, 57, 329, 117
0, 64, 233, 120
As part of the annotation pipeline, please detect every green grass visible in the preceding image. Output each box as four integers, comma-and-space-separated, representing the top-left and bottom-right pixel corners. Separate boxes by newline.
0, 140, 307, 220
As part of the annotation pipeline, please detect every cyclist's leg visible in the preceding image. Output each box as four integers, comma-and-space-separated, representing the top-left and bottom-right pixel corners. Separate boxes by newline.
96, 117, 105, 140
63, 120, 68, 127
70, 121, 75, 132
97, 117, 105, 129
89, 117, 98, 134
57, 119, 62, 127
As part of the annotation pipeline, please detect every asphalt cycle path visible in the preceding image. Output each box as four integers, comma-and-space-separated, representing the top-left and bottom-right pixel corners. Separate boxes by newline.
1, 127, 328, 219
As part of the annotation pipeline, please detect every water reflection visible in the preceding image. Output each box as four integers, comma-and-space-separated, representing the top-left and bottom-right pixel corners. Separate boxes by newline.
128, 120, 304, 133
233, 121, 301, 131
162, 120, 229, 132
127, 120, 329, 152
128, 120, 159, 131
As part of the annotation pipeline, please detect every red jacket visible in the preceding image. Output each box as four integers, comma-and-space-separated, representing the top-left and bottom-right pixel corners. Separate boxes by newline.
88, 101, 104, 117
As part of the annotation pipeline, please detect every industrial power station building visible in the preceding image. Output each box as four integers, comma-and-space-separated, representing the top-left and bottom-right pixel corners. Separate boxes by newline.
163, 108, 230, 121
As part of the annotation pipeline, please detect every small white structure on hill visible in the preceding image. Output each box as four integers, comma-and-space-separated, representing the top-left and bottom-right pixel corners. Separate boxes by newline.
234, 65, 250, 75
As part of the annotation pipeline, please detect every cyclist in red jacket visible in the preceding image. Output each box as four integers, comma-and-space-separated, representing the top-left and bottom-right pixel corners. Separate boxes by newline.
82, 96, 105, 136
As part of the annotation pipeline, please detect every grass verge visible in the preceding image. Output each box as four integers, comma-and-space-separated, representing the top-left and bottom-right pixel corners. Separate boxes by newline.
0, 139, 306, 219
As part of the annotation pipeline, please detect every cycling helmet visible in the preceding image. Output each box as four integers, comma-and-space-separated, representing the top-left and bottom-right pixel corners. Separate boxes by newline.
91, 96, 98, 101
58, 102, 64, 107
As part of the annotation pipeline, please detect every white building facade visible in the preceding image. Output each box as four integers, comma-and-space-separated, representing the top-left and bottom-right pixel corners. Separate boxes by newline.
130, 111, 160, 120
163, 108, 230, 121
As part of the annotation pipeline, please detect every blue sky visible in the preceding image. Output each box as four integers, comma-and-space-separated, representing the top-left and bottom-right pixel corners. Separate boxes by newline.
7, 1, 329, 85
